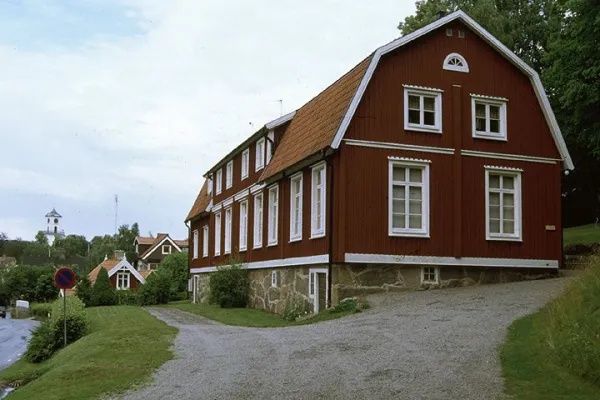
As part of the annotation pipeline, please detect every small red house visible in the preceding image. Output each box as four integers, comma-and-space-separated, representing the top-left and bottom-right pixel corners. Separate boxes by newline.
88, 251, 151, 291
186, 11, 573, 314
134, 234, 188, 270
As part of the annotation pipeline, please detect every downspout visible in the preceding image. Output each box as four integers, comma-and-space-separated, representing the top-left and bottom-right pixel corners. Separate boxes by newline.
326, 151, 334, 308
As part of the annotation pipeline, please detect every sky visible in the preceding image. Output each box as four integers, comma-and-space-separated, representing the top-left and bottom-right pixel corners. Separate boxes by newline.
0, 0, 415, 242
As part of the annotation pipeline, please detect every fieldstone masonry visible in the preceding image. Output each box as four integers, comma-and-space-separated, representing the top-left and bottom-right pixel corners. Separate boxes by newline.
248, 267, 314, 314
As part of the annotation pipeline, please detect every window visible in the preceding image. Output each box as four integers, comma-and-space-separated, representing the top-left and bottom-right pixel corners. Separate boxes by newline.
389, 159, 430, 237
207, 178, 213, 195
290, 173, 303, 241
421, 267, 439, 284
214, 212, 221, 256
202, 226, 209, 257
486, 168, 522, 241
162, 245, 172, 255
226, 161, 233, 189
116, 272, 130, 290
472, 96, 507, 140
271, 271, 278, 288
266, 131, 274, 165
268, 185, 279, 245
443, 53, 469, 73
458, 30, 465, 38
241, 149, 250, 180
192, 230, 199, 259
135, 243, 139, 254
309, 272, 315, 297
403, 86, 442, 133
311, 163, 326, 238
215, 169, 222, 194
239, 200, 248, 251
446, 28, 453, 36
256, 138, 265, 171
253, 193, 263, 248
224, 207, 232, 254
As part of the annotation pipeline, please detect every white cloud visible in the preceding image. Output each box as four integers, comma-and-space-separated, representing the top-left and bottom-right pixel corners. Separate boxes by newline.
0, 0, 414, 239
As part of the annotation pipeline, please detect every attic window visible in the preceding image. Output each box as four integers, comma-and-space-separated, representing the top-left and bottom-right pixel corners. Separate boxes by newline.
446, 28, 452, 36
443, 53, 469, 73
458, 30, 465, 38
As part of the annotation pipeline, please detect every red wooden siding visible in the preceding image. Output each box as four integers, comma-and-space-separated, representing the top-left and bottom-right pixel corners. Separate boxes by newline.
109, 272, 141, 290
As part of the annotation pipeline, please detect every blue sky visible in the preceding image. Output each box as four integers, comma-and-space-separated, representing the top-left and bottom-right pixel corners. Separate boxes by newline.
0, 0, 414, 242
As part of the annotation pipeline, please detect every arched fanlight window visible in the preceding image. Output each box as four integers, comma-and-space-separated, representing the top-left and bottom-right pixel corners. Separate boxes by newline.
443, 53, 469, 73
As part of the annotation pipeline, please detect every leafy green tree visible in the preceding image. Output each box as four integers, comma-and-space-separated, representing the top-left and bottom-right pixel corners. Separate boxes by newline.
115, 223, 140, 262
34, 273, 59, 302
158, 251, 189, 298
53, 235, 89, 258
88, 235, 116, 270
137, 269, 171, 306
35, 231, 49, 246
75, 276, 93, 306
90, 268, 117, 306
0, 232, 8, 254
22, 243, 50, 260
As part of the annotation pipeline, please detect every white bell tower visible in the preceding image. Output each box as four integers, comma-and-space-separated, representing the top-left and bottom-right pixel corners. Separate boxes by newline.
44, 208, 65, 245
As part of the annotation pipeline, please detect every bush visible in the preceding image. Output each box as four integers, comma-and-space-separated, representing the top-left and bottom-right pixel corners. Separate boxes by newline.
209, 262, 249, 308
137, 269, 171, 306
282, 296, 305, 321
25, 296, 88, 363
116, 290, 138, 305
90, 268, 117, 306
30, 303, 52, 319
76, 276, 93, 306
329, 297, 370, 314
158, 252, 189, 297
545, 257, 600, 384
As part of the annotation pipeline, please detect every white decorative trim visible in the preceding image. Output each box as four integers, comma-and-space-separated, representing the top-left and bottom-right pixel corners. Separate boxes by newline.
387, 156, 432, 164
344, 253, 558, 268
205, 199, 213, 213
484, 165, 524, 172
329, 10, 573, 170
471, 96, 508, 141
108, 259, 146, 284
223, 197, 234, 207
462, 149, 559, 165
250, 183, 266, 194
141, 235, 182, 260
402, 84, 444, 93
190, 254, 329, 273
344, 139, 455, 155
265, 111, 296, 129
443, 53, 469, 73
470, 93, 509, 102
234, 189, 249, 201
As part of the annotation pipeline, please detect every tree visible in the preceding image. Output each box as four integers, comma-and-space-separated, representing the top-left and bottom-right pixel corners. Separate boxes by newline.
75, 276, 93, 306
34, 273, 59, 303
90, 268, 117, 306
158, 251, 189, 298
22, 243, 50, 260
0, 232, 7, 255
87, 235, 116, 270
35, 231, 49, 246
53, 235, 89, 258
137, 269, 171, 306
115, 223, 140, 262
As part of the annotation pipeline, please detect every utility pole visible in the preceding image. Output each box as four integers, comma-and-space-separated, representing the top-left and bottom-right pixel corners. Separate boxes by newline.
114, 194, 118, 234
278, 99, 283, 116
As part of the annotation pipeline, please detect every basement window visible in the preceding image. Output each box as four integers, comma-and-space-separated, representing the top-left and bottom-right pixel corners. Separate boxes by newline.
421, 267, 439, 285
271, 271, 278, 288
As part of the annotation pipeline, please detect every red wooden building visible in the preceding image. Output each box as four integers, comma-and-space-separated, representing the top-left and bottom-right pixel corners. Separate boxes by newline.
186, 11, 573, 314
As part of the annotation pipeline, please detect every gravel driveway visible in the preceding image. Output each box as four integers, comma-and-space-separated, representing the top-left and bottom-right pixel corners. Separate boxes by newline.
118, 278, 567, 400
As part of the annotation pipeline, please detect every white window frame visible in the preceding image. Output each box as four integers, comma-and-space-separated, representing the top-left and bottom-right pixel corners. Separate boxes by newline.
256, 138, 265, 171
226, 160, 233, 189
311, 162, 326, 239
224, 207, 232, 254
207, 178, 213, 195
421, 267, 439, 285
268, 185, 279, 246
388, 158, 430, 238
403, 86, 443, 134
116, 271, 130, 290
241, 148, 250, 180
202, 225, 209, 258
471, 95, 508, 141
253, 192, 264, 249
239, 200, 248, 251
192, 230, 199, 259
289, 172, 303, 242
266, 130, 274, 165
271, 270, 278, 288
162, 245, 172, 255
443, 53, 469, 73
308, 267, 328, 313
485, 167, 522, 241
215, 169, 223, 195
214, 212, 221, 256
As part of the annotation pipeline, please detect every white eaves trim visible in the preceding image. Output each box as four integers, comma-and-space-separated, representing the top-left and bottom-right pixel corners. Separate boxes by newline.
330, 10, 573, 170
344, 253, 558, 269
484, 165, 524, 172
462, 149, 559, 165
388, 156, 432, 164
108, 259, 146, 284
265, 111, 296, 129
190, 254, 329, 273
402, 84, 444, 93
470, 93, 509, 102
344, 139, 454, 155
141, 235, 182, 260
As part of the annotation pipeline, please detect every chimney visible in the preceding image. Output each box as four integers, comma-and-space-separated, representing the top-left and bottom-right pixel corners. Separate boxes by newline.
114, 250, 125, 260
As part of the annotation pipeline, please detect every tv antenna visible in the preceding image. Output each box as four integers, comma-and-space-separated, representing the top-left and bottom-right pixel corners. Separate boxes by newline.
114, 194, 118, 234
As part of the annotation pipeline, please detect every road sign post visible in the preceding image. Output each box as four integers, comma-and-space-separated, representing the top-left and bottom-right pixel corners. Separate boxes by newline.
54, 267, 76, 348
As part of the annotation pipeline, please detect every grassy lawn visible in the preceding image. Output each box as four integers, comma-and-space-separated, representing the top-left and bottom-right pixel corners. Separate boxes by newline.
563, 223, 600, 247
165, 302, 357, 327
0, 306, 177, 400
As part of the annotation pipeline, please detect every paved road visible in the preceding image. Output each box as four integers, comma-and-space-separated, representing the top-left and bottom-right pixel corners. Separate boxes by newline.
119, 278, 568, 400
0, 314, 38, 371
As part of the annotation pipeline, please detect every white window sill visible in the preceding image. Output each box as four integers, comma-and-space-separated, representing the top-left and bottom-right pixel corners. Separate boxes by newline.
239, 247, 247, 252
224, 251, 231, 255
486, 235, 522, 242
289, 237, 302, 243
192, 256, 198, 260
473, 132, 507, 141
253, 244, 263, 250
389, 231, 430, 238
310, 232, 326, 240
241, 176, 248, 181
214, 253, 221, 257
421, 281, 438, 285
255, 166, 264, 172
405, 125, 442, 134
203, 255, 208, 258
267, 242, 278, 247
